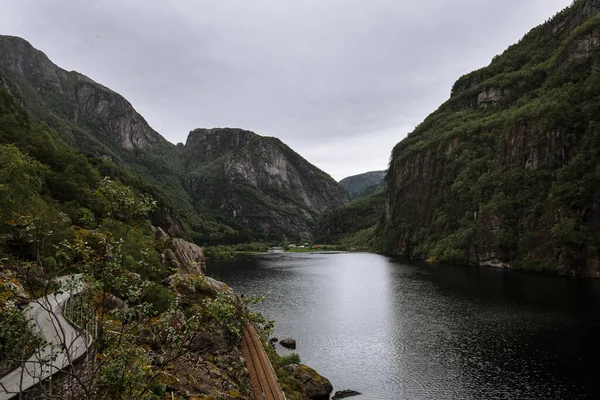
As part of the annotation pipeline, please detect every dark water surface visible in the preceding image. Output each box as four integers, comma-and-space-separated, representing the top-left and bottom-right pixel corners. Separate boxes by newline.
208, 252, 600, 400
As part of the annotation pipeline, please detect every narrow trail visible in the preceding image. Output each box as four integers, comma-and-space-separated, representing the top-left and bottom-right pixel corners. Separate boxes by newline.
242, 323, 286, 400
0, 275, 90, 400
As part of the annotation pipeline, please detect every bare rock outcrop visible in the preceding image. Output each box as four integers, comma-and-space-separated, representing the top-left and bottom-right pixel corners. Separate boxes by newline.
153, 227, 206, 275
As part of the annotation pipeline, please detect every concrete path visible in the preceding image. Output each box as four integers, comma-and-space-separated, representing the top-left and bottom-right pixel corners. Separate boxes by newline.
0, 275, 91, 400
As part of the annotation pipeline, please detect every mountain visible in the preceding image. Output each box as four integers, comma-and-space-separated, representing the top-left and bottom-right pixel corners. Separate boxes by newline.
339, 170, 386, 200
0, 35, 347, 242
316, 192, 384, 248
181, 127, 349, 240
0, 86, 327, 400
381, 0, 600, 276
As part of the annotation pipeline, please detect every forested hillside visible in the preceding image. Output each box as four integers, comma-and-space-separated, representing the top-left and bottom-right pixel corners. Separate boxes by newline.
339, 170, 385, 200
0, 84, 266, 397
0, 35, 347, 243
382, 0, 600, 275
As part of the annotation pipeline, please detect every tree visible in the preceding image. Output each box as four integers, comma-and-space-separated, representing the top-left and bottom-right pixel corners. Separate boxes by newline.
0, 144, 47, 224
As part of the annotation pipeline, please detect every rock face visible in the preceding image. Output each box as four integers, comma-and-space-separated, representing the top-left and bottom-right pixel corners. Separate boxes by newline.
339, 170, 386, 200
383, 0, 600, 276
182, 128, 349, 240
0, 36, 348, 241
74, 81, 163, 151
154, 227, 206, 274
283, 364, 333, 400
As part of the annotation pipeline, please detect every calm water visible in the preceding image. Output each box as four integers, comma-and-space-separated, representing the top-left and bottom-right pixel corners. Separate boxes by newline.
208, 252, 600, 400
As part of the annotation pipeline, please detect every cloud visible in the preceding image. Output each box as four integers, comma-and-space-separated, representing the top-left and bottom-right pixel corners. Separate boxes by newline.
2, 0, 572, 180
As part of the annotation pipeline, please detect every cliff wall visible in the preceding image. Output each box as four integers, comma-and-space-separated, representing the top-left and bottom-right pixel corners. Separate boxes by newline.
383, 0, 600, 275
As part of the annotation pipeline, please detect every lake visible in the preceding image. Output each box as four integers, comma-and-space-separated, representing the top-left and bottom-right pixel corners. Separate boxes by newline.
207, 252, 600, 400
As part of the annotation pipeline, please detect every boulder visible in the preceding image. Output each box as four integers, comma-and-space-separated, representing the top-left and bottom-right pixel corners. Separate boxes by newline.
332, 389, 362, 399
283, 364, 333, 400
169, 274, 236, 299
153, 226, 206, 275
280, 338, 296, 349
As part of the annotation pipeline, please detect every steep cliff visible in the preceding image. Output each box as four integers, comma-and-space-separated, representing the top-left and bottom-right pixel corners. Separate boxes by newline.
339, 170, 386, 200
0, 35, 348, 241
383, 0, 600, 276
0, 36, 177, 155
182, 128, 349, 240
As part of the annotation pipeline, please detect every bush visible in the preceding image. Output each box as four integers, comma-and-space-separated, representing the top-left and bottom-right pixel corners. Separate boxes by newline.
279, 352, 301, 366
143, 282, 173, 314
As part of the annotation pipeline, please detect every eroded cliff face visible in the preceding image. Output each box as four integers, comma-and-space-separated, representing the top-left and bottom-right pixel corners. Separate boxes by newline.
384, 0, 600, 276
74, 81, 163, 151
0, 36, 167, 153
183, 128, 349, 240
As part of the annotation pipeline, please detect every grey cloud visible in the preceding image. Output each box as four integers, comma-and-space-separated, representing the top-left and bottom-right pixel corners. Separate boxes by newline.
2, 0, 572, 179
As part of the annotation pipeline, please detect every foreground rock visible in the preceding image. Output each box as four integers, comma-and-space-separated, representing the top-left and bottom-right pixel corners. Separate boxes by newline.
280, 338, 296, 349
332, 389, 362, 399
283, 364, 333, 400
153, 226, 206, 274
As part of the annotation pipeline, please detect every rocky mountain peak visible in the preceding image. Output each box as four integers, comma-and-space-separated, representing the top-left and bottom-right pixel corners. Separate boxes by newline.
183, 127, 257, 163
0, 36, 55, 78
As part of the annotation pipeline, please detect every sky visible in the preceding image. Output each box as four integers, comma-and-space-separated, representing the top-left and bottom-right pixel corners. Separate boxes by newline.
2, 0, 573, 180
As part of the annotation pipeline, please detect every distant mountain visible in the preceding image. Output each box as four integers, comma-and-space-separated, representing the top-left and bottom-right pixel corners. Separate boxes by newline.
339, 170, 386, 200
0, 35, 348, 242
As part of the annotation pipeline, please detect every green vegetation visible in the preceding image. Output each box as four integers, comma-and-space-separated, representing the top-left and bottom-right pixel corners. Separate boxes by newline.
204, 242, 270, 258
263, 343, 305, 400
0, 37, 348, 246
381, 0, 600, 275
285, 244, 348, 252
316, 192, 384, 250
0, 86, 255, 398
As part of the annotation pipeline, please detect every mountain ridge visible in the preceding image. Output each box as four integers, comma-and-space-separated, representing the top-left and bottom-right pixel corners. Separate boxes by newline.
339, 170, 386, 200
0, 35, 348, 242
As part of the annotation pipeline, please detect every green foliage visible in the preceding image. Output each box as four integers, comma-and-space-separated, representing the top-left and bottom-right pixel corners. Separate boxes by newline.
279, 352, 301, 366
97, 335, 154, 399
201, 291, 242, 338
381, 3, 600, 274
263, 343, 304, 400
95, 177, 156, 223
241, 295, 274, 337
204, 242, 270, 258
0, 83, 257, 397
204, 245, 237, 258
143, 282, 173, 314
0, 144, 47, 222
0, 302, 44, 374
316, 192, 384, 248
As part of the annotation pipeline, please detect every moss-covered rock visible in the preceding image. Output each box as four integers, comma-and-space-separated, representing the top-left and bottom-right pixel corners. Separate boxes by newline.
283, 364, 333, 400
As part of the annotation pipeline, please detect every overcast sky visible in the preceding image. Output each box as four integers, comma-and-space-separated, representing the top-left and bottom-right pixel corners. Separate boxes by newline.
2, 0, 572, 180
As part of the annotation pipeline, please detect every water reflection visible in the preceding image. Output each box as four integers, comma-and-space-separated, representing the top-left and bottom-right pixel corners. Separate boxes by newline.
208, 253, 600, 400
